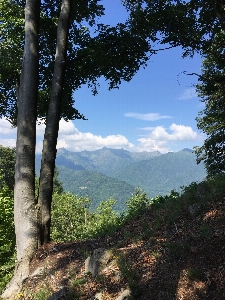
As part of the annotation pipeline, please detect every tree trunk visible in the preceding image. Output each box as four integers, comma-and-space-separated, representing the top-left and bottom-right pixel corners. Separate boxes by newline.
1, 0, 40, 298
38, 0, 71, 245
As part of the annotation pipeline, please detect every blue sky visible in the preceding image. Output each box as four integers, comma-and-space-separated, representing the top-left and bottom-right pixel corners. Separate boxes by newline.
0, 0, 205, 154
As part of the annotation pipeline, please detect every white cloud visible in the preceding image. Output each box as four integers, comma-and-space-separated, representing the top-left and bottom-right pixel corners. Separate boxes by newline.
0, 117, 203, 155
0, 118, 16, 135
0, 139, 16, 148
0, 118, 135, 153
36, 121, 46, 137
124, 112, 171, 121
178, 88, 197, 100
59, 119, 77, 135
36, 119, 135, 152
57, 120, 135, 152
139, 127, 156, 131
147, 124, 198, 141
137, 123, 200, 153
0, 118, 17, 148
168, 123, 198, 140
137, 138, 170, 154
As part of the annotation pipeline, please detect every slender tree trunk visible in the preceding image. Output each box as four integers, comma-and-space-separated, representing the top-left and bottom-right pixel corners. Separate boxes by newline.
38, 0, 71, 245
1, 0, 40, 298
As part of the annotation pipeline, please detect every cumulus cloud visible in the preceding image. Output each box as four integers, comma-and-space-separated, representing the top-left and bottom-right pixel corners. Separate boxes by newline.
36, 121, 46, 137
0, 118, 135, 153
124, 112, 171, 121
150, 123, 198, 141
56, 120, 135, 152
139, 127, 156, 131
0, 139, 16, 148
137, 123, 200, 153
137, 138, 170, 154
0, 118, 17, 148
35, 119, 135, 152
0, 117, 202, 155
178, 88, 197, 100
0, 118, 16, 135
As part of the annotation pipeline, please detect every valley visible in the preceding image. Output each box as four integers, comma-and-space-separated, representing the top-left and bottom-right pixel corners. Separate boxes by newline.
36, 147, 206, 211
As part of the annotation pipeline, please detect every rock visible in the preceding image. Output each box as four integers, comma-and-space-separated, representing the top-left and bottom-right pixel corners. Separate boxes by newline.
116, 289, 133, 300
85, 248, 113, 277
94, 289, 133, 300
94, 292, 103, 299
30, 266, 45, 278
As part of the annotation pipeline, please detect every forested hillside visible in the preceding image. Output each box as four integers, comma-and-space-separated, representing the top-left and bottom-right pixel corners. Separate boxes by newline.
35, 148, 206, 210
111, 148, 206, 197
57, 166, 135, 211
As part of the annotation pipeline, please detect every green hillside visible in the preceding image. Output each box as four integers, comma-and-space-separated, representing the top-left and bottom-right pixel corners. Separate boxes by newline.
111, 149, 206, 197
57, 166, 135, 211
36, 148, 206, 209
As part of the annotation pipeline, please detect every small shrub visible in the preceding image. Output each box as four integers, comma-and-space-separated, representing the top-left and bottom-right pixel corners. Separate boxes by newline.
207, 173, 225, 199
180, 182, 199, 204
51, 193, 92, 241
51, 193, 121, 241
151, 195, 166, 209
89, 198, 120, 237
152, 216, 163, 231
151, 190, 179, 211
28, 285, 53, 300
124, 189, 149, 220
116, 254, 140, 296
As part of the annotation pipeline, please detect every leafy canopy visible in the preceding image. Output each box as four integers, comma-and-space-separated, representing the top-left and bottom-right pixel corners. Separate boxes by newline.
0, 0, 151, 125
194, 32, 225, 176
123, 0, 225, 55
0, 145, 16, 192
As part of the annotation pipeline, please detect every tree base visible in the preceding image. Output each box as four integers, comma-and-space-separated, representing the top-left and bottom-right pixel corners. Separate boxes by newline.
1, 257, 30, 299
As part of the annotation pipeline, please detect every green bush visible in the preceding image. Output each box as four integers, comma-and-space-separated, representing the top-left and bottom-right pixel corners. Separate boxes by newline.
151, 190, 179, 210
0, 183, 15, 293
206, 173, 225, 198
51, 193, 121, 241
124, 189, 150, 220
88, 198, 120, 237
116, 253, 140, 296
51, 193, 92, 241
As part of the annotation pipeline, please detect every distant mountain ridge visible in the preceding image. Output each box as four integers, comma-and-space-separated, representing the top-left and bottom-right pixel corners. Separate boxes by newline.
56, 147, 160, 176
35, 147, 206, 211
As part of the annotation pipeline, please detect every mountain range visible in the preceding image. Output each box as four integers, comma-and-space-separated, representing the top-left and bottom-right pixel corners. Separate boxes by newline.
36, 147, 206, 211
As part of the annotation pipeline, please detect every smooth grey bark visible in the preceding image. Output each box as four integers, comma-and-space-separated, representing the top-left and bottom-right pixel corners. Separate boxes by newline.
38, 0, 71, 244
1, 0, 40, 298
